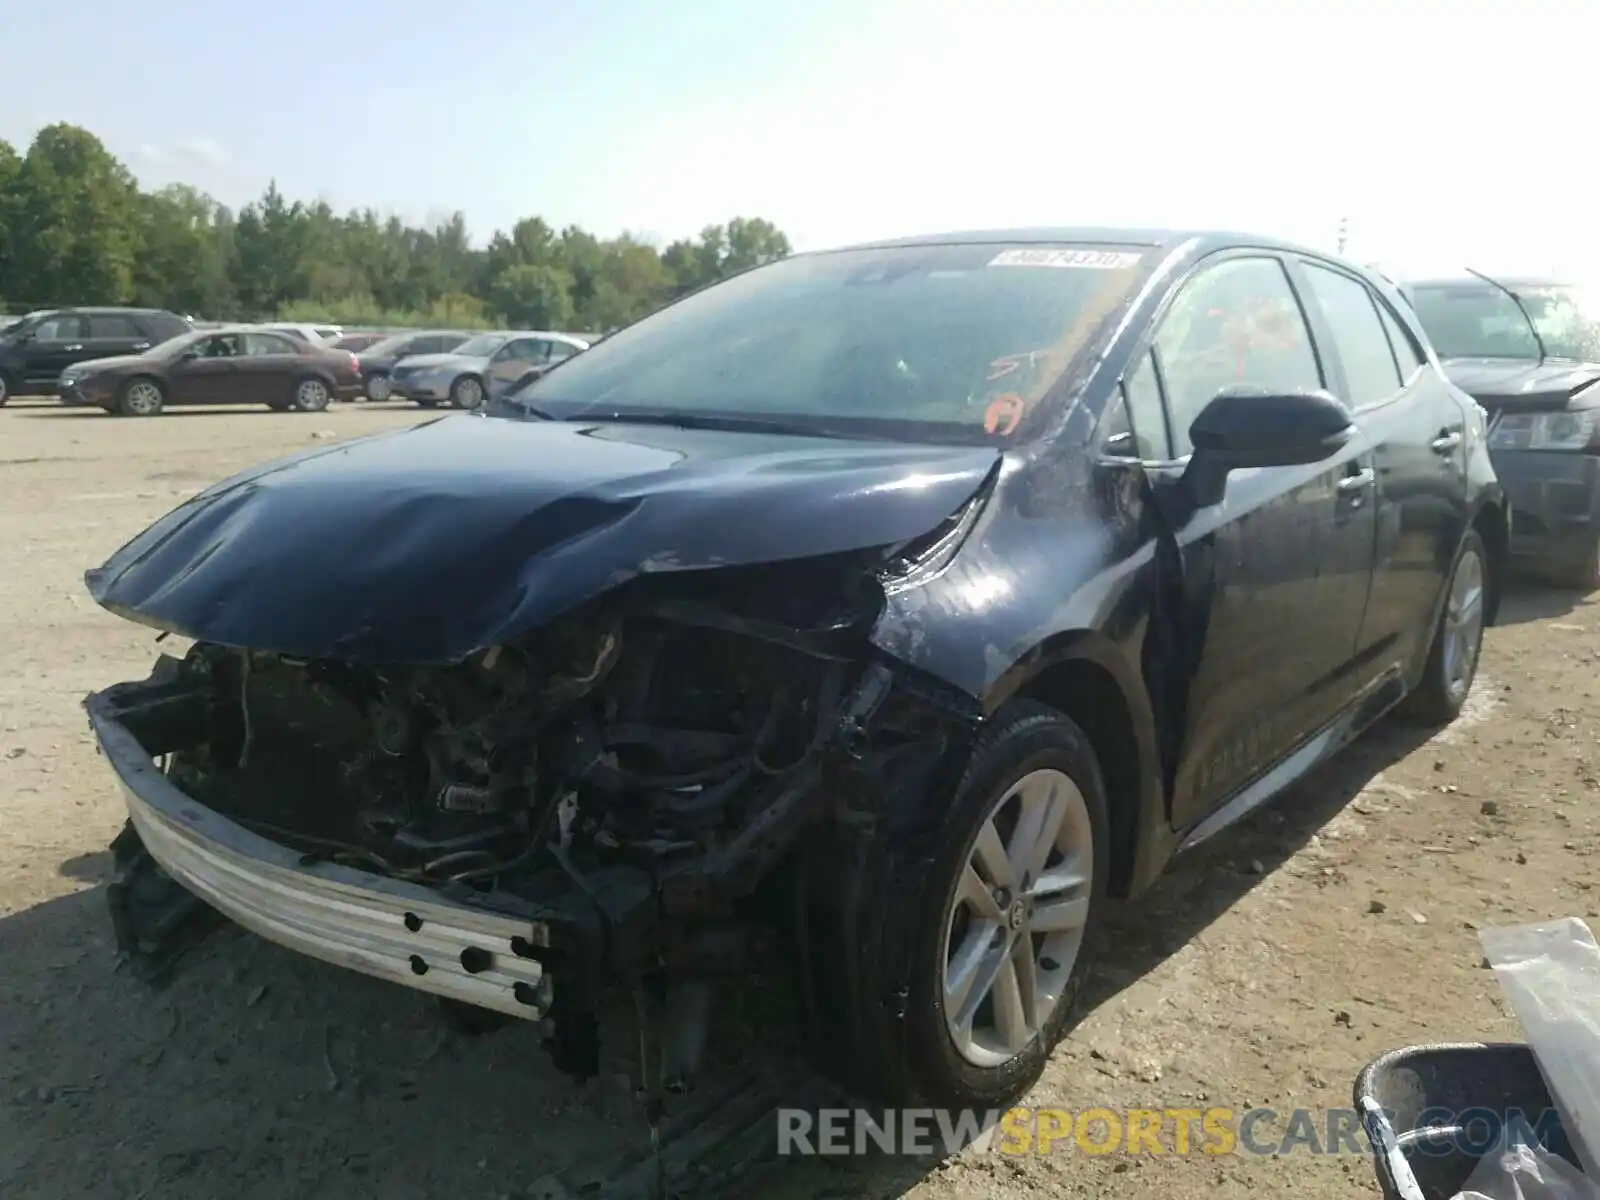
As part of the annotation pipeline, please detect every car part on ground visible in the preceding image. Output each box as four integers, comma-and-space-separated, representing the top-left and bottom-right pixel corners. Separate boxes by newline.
84, 228, 1506, 1124
1355, 1042, 1574, 1200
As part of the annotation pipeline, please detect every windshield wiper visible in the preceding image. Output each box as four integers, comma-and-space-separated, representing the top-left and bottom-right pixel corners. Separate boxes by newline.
1466, 266, 1548, 364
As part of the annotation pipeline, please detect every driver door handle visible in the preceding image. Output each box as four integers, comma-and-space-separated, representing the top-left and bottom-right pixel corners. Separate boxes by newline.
132, 341, 150, 350
1431, 431, 1462, 455
1337, 467, 1375, 493
63, 343, 83, 351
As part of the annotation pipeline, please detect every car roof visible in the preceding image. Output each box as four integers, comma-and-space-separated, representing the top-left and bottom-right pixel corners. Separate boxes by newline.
826, 226, 1320, 258
1404, 275, 1572, 290
498, 330, 590, 347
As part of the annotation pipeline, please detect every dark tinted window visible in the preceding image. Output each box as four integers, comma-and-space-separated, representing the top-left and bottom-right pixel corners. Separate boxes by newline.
33, 314, 89, 340
1109, 348, 1170, 459
88, 313, 142, 338
1377, 302, 1424, 377
437, 332, 470, 352
1302, 264, 1401, 408
1155, 257, 1322, 456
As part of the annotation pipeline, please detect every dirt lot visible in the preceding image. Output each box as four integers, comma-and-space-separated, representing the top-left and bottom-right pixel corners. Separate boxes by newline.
1, 397, 1595, 1199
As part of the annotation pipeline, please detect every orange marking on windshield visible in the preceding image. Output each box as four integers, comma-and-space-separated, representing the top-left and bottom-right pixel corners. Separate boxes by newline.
984, 393, 1026, 435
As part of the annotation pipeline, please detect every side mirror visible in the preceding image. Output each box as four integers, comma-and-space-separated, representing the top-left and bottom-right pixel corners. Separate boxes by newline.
1182, 386, 1353, 507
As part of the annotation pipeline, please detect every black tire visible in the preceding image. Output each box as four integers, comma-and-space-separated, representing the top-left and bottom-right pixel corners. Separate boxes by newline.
0, 372, 11, 407
820, 699, 1111, 1109
449, 374, 485, 410
290, 376, 332, 413
115, 376, 166, 417
1400, 529, 1488, 725
364, 373, 392, 402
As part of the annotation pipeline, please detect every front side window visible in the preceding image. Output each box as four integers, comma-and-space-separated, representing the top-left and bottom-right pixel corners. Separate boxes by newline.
1155, 257, 1323, 456
1409, 283, 1600, 361
33, 314, 88, 341
1302, 263, 1402, 408
515, 241, 1150, 445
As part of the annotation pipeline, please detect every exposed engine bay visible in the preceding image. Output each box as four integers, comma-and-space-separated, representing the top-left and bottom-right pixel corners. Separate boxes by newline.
170, 565, 868, 902
94, 542, 979, 1114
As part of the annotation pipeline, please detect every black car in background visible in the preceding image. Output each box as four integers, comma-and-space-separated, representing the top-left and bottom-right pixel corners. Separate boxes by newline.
85, 229, 1504, 1114
1405, 275, 1600, 587
0, 307, 192, 405
353, 329, 472, 400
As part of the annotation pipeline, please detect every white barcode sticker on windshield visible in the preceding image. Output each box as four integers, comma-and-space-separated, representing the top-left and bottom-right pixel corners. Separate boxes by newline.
988, 248, 1143, 269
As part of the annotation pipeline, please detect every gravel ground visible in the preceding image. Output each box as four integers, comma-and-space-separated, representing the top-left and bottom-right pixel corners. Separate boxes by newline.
1, 397, 1594, 1199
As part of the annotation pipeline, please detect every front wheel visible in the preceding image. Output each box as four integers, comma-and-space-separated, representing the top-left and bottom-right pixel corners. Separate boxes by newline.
823, 700, 1110, 1109
449, 375, 484, 410
291, 377, 331, 413
116, 377, 166, 417
1400, 529, 1488, 724
0, 372, 10, 407
364, 374, 392, 402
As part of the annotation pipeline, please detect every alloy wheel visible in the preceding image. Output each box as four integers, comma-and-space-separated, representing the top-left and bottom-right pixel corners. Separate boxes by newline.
1441, 545, 1485, 703
939, 767, 1094, 1068
125, 381, 163, 416
296, 379, 330, 412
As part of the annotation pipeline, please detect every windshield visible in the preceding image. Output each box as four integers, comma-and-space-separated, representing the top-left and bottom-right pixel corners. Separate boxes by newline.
452, 333, 511, 358
507, 242, 1150, 445
361, 333, 419, 358
1409, 282, 1600, 361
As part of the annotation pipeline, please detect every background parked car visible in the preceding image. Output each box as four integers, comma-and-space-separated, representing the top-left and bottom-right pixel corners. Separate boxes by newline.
0, 307, 192, 406
57, 326, 362, 416
1403, 273, 1600, 588
353, 329, 472, 401
260, 321, 343, 344
328, 332, 388, 353
388, 330, 588, 409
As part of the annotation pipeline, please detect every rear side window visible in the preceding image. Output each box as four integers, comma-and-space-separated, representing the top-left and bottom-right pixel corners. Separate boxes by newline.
1376, 302, 1424, 378
89, 314, 142, 338
1301, 263, 1402, 408
438, 333, 470, 352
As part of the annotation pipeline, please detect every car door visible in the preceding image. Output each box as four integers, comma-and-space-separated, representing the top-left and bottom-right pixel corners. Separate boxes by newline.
239, 332, 305, 403
84, 312, 153, 362
1292, 259, 1470, 671
486, 337, 545, 390
1142, 252, 1378, 828
167, 334, 242, 404
23, 314, 90, 388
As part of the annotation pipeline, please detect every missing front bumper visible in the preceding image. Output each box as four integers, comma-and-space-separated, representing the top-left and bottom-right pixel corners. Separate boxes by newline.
86, 691, 555, 1022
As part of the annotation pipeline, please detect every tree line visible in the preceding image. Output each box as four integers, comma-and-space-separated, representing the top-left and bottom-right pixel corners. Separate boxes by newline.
0, 124, 793, 332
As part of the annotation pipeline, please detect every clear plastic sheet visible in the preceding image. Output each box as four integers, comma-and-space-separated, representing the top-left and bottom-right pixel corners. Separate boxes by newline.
1478, 918, 1600, 1189
1453, 1138, 1600, 1200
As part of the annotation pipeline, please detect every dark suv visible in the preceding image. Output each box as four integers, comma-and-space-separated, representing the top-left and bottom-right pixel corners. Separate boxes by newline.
0, 308, 192, 405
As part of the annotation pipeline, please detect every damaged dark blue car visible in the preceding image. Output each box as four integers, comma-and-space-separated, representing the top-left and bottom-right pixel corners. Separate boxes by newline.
83, 229, 1506, 1114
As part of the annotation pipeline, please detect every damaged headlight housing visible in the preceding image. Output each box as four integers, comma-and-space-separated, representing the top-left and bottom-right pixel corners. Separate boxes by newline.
878, 485, 991, 595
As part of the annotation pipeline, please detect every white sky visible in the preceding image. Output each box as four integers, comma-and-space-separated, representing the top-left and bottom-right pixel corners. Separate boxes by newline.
609, 0, 1600, 277
5, 0, 1596, 280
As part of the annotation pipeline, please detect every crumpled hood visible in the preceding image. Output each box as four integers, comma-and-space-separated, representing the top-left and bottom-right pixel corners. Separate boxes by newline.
392, 352, 486, 373
85, 414, 1000, 663
1442, 357, 1600, 411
